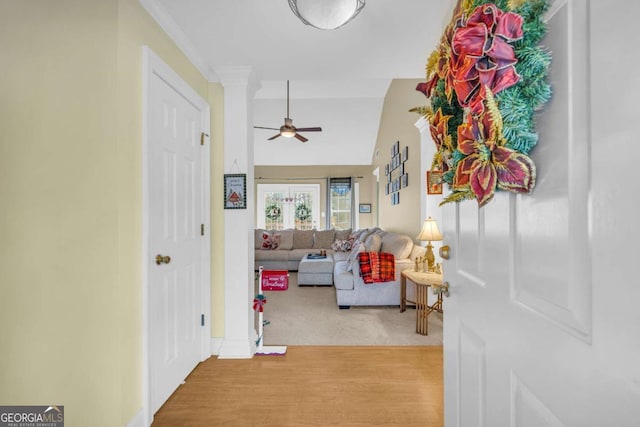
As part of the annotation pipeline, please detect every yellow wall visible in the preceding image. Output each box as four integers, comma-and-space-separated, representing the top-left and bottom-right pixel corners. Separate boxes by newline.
372, 79, 426, 238
254, 165, 376, 229
0, 0, 220, 425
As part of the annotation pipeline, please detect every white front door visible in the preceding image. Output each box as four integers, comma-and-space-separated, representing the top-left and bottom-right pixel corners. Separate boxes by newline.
144, 48, 210, 416
442, 1, 640, 426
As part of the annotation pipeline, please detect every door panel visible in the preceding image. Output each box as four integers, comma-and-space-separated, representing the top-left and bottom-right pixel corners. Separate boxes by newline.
459, 323, 486, 427
443, 1, 640, 426
149, 71, 202, 414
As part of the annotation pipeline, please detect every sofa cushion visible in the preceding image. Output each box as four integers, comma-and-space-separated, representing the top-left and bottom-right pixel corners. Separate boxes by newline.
335, 228, 352, 241
278, 229, 294, 250
333, 251, 349, 262
313, 229, 335, 249
380, 233, 414, 260
292, 230, 314, 249
333, 260, 354, 290
359, 227, 379, 242
255, 249, 289, 263
364, 233, 382, 252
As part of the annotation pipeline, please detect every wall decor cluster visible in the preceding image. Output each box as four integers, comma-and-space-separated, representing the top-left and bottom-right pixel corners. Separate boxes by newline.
411, 0, 551, 207
384, 141, 409, 205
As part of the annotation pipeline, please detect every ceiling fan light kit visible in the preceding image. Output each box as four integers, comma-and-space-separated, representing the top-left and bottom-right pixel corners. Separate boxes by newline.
254, 80, 322, 143
289, 0, 365, 30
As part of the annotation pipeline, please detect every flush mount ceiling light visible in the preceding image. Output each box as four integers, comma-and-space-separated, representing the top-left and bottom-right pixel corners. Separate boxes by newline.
289, 0, 365, 30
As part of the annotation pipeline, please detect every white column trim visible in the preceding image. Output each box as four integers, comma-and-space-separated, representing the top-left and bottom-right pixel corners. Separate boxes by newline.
215, 66, 261, 359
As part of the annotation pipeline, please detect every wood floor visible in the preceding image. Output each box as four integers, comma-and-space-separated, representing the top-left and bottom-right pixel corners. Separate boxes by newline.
152, 346, 443, 427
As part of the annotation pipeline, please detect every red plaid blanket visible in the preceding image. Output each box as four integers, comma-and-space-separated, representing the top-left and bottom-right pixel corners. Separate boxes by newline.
358, 252, 395, 284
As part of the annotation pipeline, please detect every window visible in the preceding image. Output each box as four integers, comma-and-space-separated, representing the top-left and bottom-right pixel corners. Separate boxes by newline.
329, 178, 355, 230
257, 184, 320, 230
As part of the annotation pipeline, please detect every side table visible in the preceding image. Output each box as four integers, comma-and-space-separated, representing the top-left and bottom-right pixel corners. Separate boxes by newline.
400, 270, 443, 335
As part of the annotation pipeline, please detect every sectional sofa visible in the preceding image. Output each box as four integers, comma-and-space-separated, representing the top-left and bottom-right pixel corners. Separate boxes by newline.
255, 227, 425, 308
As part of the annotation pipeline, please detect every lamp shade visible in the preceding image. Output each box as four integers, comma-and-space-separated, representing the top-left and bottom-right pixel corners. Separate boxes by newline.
417, 217, 443, 242
289, 0, 365, 30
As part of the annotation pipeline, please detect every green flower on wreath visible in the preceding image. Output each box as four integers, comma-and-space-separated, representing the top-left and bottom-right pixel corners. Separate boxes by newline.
295, 204, 312, 221
265, 204, 281, 221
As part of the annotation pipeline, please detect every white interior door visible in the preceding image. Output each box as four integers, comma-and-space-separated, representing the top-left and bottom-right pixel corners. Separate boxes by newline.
144, 48, 209, 415
441, 1, 640, 426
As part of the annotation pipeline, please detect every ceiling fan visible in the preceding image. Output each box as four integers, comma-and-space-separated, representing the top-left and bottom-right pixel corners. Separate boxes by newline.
254, 80, 322, 143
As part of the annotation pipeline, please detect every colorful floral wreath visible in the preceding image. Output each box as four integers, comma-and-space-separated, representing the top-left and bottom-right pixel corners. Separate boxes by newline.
265, 204, 281, 221
295, 203, 312, 221
412, 0, 551, 207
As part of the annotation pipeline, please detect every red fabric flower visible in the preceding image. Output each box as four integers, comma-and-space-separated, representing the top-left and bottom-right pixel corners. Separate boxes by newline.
453, 104, 536, 206
451, 3, 523, 112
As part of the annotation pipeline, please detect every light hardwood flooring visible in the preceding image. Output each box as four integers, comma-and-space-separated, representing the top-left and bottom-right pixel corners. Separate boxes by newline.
152, 346, 443, 427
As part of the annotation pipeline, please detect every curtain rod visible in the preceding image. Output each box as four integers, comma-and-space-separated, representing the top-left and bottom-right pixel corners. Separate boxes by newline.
255, 176, 364, 181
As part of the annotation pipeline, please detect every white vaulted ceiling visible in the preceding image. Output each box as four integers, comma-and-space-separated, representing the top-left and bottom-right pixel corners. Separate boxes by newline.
142, 0, 453, 165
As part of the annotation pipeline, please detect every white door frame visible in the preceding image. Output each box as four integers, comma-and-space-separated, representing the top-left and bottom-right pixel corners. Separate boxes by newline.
141, 46, 211, 426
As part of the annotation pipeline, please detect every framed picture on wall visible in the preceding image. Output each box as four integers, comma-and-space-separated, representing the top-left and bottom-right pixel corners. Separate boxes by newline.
359, 203, 372, 213
224, 173, 247, 209
427, 171, 443, 195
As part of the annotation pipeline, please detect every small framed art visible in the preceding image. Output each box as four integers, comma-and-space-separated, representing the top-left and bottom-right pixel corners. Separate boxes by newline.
359, 203, 372, 213
427, 171, 443, 195
224, 173, 247, 209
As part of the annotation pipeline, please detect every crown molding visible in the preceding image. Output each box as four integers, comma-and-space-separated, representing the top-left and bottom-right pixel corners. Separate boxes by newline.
138, 0, 219, 82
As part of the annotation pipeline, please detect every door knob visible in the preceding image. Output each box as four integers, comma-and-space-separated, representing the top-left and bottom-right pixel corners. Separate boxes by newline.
432, 281, 450, 298
439, 245, 450, 260
155, 254, 171, 265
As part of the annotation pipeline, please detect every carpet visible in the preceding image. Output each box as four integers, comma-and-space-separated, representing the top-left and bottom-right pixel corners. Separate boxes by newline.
261, 272, 442, 346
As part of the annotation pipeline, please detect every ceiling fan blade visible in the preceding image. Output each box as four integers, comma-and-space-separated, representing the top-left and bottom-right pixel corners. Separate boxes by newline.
268, 133, 282, 141
254, 126, 280, 130
295, 127, 322, 132
294, 133, 308, 143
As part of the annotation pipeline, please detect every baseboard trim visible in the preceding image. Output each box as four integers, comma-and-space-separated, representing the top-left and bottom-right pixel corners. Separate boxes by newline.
125, 408, 145, 427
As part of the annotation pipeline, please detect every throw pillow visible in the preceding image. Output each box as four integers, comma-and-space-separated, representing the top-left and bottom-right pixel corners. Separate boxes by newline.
313, 229, 335, 249
292, 229, 314, 249
380, 233, 413, 259
409, 245, 426, 260
255, 229, 264, 249
261, 232, 280, 250
331, 239, 352, 252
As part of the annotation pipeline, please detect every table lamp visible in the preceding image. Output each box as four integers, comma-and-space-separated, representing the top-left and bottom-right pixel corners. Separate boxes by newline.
417, 217, 443, 273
